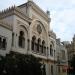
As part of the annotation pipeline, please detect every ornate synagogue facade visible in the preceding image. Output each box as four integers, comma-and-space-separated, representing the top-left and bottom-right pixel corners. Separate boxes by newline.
0, 0, 57, 75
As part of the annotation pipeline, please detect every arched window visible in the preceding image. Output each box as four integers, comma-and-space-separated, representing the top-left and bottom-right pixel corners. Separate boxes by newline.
31, 36, 36, 51
41, 40, 45, 53
0, 37, 2, 49
2, 38, 7, 49
27, 39, 30, 50
37, 38, 41, 52
19, 31, 25, 48
50, 45, 53, 56
12, 32, 14, 46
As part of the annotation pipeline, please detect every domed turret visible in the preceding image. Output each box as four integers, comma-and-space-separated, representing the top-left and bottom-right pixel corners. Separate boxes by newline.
46, 10, 50, 18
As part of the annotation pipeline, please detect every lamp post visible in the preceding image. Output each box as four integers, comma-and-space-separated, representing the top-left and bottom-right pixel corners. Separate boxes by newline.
41, 65, 44, 75
41, 62, 45, 75
41, 63, 44, 75
3, 69, 7, 75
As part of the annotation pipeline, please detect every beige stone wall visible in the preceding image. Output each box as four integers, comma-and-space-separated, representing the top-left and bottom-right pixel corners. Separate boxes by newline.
0, 15, 14, 26
18, 5, 27, 15
0, 1, 57, 75
11, 15, 29, 54
56, 40, 68, 75
0, 26, 12, 56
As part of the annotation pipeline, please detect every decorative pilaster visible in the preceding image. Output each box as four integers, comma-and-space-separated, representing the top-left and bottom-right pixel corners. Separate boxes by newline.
27, 0, 33, 19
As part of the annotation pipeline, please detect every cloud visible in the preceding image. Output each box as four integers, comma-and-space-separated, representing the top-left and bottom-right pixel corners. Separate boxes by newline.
50, 8, 75, 41
0, 0, 75, 41
42, 0, 75, 41
0, 0, 26, 10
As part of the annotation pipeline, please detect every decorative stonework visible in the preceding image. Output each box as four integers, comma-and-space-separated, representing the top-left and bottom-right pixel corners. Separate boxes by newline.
49, 31, 56, 39
0, 6, 31, 23
27, 1, 49, 22
37, 24, 42, 34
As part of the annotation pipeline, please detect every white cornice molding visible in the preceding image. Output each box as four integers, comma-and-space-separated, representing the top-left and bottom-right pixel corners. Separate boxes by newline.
0, 1, 51, 23
18, 1, 50, 23
27, 1, 50, 22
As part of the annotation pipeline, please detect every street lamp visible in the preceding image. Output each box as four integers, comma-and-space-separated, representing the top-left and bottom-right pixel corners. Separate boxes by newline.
41, 65, 44, 75
3, 69, 7, 74
41, 62, 45, 75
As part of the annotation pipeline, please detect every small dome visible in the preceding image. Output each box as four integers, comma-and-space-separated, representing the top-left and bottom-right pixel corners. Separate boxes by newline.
46, 10, 50, 15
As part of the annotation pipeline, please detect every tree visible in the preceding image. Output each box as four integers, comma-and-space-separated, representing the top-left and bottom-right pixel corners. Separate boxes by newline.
70, 55, 75, 73
0, 52, 44, 75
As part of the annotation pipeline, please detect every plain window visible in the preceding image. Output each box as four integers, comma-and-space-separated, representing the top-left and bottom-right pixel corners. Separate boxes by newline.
0, 37, 2, 48
41, 40, 45, 53
2, 38, 7, 49
50, 45, 53, 56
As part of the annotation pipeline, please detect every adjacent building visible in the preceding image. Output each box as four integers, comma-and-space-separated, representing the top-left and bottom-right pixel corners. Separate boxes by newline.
56, 39, 68, 75
0, 0, 69, 75
66, 35, 75, 66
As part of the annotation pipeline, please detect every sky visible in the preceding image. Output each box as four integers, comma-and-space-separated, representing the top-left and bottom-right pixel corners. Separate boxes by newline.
0, 0, 75, 42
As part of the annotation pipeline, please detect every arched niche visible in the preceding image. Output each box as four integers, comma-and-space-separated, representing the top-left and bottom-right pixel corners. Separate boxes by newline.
18, 25, 28, 48
30, 20, 47, 44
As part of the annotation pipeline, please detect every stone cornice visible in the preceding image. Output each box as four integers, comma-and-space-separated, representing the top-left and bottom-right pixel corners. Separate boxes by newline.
18, 1, 50, 22
0, 7, 32, 23
18, 3, 27, 8
0, 1, 50, 23
0, 21, 12, 30
27, 1, 50, 22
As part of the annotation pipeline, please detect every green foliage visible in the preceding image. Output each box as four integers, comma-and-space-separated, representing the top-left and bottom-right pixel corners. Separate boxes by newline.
70, 55, 75, 73
0, 52, 43, 75
70, 55, 75, 67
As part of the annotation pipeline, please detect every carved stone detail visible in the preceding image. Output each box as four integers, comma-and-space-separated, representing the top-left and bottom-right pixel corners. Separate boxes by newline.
37, 24, 42, 34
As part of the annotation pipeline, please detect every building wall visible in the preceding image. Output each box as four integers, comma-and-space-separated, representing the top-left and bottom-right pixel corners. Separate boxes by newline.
66, 35, 75, 69
56, 39, 68, 75
0, 26, 12, 56
0, 15, 14, 26
10, 15, 29, 54
0, 1, 58, 75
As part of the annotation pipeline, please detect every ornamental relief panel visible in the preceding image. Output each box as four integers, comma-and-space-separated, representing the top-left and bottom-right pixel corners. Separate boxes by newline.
32, 21, 47, 41
37, 24, 42, 34
17, 20, 29, 30
32, 23, 42, 35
